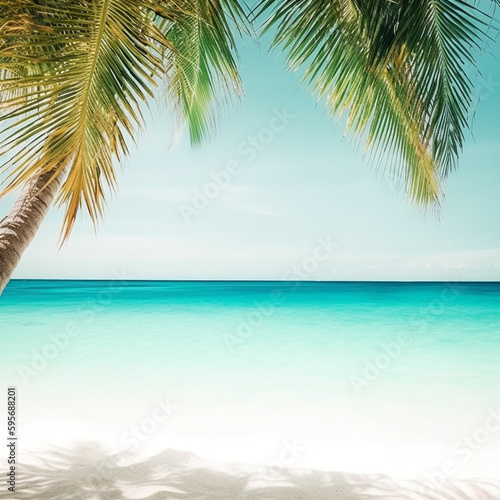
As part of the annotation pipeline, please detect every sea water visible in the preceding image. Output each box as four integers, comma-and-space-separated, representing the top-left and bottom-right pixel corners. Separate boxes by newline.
1, 280, 500, 479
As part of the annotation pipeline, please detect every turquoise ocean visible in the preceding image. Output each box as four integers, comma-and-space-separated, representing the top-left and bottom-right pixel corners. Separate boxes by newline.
1, 280, 500, 479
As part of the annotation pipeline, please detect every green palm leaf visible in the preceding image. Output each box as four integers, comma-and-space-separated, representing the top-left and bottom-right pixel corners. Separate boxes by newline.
162, 0, 251, 144
0, 0, 247, 240
255, 0, 498, 205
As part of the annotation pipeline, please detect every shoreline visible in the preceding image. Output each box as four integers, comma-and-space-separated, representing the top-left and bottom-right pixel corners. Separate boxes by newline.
9, 445, 500, 500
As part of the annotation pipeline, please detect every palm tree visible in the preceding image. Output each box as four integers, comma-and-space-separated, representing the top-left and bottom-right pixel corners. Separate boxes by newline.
0, 0, 497, 294
0, 0, 248, 293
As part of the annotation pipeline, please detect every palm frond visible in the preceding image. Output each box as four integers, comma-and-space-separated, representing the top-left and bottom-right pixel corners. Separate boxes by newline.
255, 0, 498, 205
0, 0, 248, 240
161, 0, 250, 144
392, 0, 490, 176
0, 0, 173, 239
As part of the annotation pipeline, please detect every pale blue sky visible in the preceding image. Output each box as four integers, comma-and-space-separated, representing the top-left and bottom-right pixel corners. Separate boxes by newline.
2, 32, 500, 281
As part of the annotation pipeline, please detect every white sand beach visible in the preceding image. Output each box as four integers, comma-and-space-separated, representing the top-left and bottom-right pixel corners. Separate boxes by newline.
4, 444, 500, 500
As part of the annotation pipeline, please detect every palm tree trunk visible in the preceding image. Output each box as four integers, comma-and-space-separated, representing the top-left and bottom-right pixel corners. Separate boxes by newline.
0, 168, 64, 295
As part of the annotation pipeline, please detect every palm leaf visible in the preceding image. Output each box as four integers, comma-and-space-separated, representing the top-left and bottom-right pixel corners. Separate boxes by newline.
255, 0, 498, 205
0, 0, 248, 240
161, 0, 251, 144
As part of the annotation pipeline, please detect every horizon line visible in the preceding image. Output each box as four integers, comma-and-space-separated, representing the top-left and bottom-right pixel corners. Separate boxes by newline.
8, 279, 500, 284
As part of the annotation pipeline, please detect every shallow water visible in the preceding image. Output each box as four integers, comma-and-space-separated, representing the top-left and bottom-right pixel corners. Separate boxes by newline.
1, 280, 500, 478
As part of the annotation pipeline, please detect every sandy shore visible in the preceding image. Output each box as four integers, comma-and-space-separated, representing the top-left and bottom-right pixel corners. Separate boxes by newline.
2, 443, 500, 499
